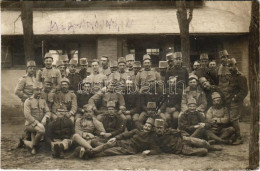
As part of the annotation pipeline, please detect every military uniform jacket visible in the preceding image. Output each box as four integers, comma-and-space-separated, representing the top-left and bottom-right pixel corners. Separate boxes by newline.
153, 129, 184, 154
140, 93, 160, 112
178, 110, 206, 134
24, 96, 51, 126
181, 86, 207, 112
15, 74, 36, 102
52, 91, 77, 115
107, 71, 121, 83
36, 68, 62, 89
206, 106, 230, 130
75, 117, 105, 138
135, 68, 161, 88
47, 118, 74, 140
88, 91, 125, 110
203, 85, 225, 109
124, 93, 141, 115
226, 71, 248, 103
78, 68, 90, 81
126, 69, 136, 83
100, 67, 111, 78
159, 88, 183, 112
115, 129, 161, 154
67, 72, 81, 92
118, 71, 128, 84
77, 92, 93, 113
87, 72, 107, 90
165, 65, 189, 87
100, 114, 126, 137
196, 67, 218, 85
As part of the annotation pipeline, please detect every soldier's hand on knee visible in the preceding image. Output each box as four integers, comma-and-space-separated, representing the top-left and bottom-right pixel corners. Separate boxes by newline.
107, 137, 116, 143
41, 117, 47, 126
142, 150, 151, 155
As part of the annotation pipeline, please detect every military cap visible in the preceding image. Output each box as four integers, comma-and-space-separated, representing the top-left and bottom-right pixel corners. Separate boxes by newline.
174, 52, 183, 59
159, 61, 168, 69
56, 60, 64, 67
187, 98, 197, 105
189, 74, 198, 81
211, 92, 221, 100
27, 60, 36, 67
33, 82, 43, 89
227, 58, 237, 65
125, 54, 135, 61
147, 102, 156, 109
166, 52, 174, 61
219, 50, 229, 58
154, 119, 164, 127
91, 59, 100, 65
60, 55, 69, 61
118, 57, 126, 64
60, 77, 70, 84
107, 101, 116, 108
101, 55, 109, 61
79, 58, 88, 65
146, 117, 154, 126
200, 53, 209, 60
133, 61, 141, 68
199, 77, 208, 85
143, 54, 151, 61
44, 53, 53, 60
44, 77, 53, 84
110, 60, 118, 68
83, 104, 93, 111
69, 59, 78, 66
82, 78, 92, 85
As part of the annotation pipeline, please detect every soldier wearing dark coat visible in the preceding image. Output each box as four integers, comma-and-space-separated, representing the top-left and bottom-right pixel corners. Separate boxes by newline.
67, 59, 81, 92
226, 58, 248, 145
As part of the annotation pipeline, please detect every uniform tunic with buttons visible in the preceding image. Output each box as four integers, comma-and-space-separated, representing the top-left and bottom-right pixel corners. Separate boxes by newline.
165, 65, 189, 88
86, 72, 107, 92
67, 72, 81, 92
24, 96, 51, 126
36, 68, 62, 89
41, 90, 55, 111
99, 114, 126, 137
52, 91, 77, 115
100, 67, 111, 78
15, 74, 36, 102
135, 68, 161, 89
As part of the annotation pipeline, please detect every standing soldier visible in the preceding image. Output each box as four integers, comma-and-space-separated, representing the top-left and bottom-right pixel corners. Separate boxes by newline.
15, 60, 36, 103
165, 52, 174, 76
19, 82, 51, 154
60, 54, 69, 75
125, 54, 135, 82
36, 52, 62, 90
135, 54, 161, 90
133, 61, 142, 76
100, 55, 111, 78
41, 77, 55, 111
217, 50, 231, 99
56, 60, 67, 78
86, 59, 107, 93
165, 52, 189, 89
191, 61, 200, 75
52, 78, 77, 123
158, 61, 167, 82
67, 59, 81, 92
118, 57, 128, 85
88, 81, 125, 120
107, 60, 121, 83
226, 58, 248, 145
181, 74, 207, 113
78, 58, 90, 81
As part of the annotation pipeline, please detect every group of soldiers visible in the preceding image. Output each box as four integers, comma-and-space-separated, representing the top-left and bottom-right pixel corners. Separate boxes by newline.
14, 49, 248, 159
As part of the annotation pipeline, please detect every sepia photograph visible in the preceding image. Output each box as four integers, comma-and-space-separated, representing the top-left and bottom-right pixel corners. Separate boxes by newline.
1, 0, 259, 170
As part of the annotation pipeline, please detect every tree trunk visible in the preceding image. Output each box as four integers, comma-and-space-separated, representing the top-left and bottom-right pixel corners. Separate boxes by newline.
248, 0, 259, 169
176, 0, 193, 71
21, 1, 34, 61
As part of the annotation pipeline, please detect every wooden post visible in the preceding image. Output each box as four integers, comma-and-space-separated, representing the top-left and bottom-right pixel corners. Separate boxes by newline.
176, 0, 193, 71
21, 1, 35, 61
248, 0, 259, 169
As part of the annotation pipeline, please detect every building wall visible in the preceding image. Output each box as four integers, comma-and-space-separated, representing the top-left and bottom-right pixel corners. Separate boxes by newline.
97, 36, 118, 60
79, 41, 97, 61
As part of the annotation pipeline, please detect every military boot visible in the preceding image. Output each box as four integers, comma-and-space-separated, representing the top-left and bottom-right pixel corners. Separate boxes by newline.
52, 144, 60, 158
232, 136, 243, 145
59, 143, 65, 159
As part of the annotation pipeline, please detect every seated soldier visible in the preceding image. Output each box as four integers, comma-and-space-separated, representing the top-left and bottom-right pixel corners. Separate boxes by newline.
18, 82, 51, 154
206, 92, 235, 144
178, 98, 209, 139
72, 104, 106, 158
46, 106, 75, 158
137, 102, 163, 130
159, 76, 182, 129
98, 101, 126, 141
119, 79, 140, 131
75, 118, 160, 159
76, 79, 94, 120
41, 77, 55, 111
153, 119, 221, 157
88, 81, 125, 120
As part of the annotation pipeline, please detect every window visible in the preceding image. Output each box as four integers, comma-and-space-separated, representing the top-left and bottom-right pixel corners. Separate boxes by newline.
146, 48, 160, 55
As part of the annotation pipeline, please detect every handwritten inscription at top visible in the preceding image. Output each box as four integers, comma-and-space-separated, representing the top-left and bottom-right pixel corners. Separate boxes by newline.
46, 16, 134, 33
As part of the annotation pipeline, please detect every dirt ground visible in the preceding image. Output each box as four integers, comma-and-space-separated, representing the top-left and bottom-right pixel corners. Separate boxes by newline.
1, 119, 250, 170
